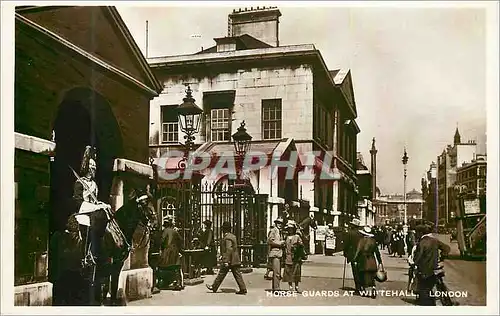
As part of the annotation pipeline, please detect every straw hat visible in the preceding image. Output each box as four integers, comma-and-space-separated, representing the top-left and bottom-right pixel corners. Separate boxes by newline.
359, 226, 374, 237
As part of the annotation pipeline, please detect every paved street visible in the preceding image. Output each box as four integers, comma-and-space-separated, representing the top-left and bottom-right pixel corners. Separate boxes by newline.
130, 239, 486, 306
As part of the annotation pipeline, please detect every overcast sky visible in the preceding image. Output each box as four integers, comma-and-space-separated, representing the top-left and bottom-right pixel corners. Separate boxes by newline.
118, 4, 487, 195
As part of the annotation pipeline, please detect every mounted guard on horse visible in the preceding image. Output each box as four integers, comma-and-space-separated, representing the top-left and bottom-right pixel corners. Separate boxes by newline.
52, 146, 156, 306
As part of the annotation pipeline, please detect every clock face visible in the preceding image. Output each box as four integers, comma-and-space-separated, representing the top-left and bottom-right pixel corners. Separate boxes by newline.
398, 204, 404, 211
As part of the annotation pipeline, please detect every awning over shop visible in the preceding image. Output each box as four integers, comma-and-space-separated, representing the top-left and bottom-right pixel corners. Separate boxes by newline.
153, 138, 304, 180
193, 138, 304, 174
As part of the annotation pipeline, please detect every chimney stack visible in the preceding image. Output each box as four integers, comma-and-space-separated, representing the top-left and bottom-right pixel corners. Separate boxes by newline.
228, 6, 282, 47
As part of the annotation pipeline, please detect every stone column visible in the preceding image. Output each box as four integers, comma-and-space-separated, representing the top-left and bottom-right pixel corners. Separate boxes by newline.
111, 176, 131, 271
309, 206, 319, 254
110, 176, 124, 212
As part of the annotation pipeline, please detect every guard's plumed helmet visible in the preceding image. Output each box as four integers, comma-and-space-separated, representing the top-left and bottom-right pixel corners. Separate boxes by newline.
80, 145, 97, 175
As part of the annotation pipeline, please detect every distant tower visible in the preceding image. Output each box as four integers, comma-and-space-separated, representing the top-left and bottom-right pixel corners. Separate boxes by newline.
454, 126, 461, 145
369, 137, 378, 201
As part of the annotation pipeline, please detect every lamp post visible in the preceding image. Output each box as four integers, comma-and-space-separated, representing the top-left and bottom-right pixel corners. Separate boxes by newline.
176, 85, 203, 169
231, 121, 253, 268
176, 85, 203, 247
429, 162, 438, 232
402, 148, 409, 232
231, 121, 252, 189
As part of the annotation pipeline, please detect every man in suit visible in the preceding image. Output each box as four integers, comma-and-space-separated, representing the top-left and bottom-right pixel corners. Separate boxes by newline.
268, 217, 285, 291
206, 221, 247, 295
264, 224, 275, 280
158, 217, 184, 291
343, 218, 362, 293
413, 224, 451, 306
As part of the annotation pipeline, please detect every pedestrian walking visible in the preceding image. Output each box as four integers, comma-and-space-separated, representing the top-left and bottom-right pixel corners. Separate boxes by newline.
385, 228, 393, 254
264, 224, 275, 280
406, 229, 416, 255
395, 227, 406, 257
206, 221, 247, 295
282, 221, 304, 293
158, 216, 184, 291
267, 217, 285, 291
199, 219, 216, 275
324, 224, 335, 256
407, 242, 418, 293
353, 226, 384, 299
343, 218, 362, 293
413, 224, 451, 306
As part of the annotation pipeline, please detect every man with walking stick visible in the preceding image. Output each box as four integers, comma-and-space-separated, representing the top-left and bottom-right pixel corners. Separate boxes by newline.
342, 218, 362, 294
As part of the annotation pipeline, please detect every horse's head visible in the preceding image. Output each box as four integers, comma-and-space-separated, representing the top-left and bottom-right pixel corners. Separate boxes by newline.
128, 188, 157, 230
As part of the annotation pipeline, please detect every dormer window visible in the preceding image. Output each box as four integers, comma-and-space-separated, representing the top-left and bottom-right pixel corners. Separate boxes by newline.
214, 37, 238, 53
217, 43, 237, 52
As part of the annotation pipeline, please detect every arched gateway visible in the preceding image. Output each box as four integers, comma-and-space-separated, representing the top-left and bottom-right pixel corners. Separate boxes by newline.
49, 87, 123, 305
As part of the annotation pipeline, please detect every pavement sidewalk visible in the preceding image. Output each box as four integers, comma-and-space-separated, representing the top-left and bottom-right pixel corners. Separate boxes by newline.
129, 247, 485, 306
130, 249, 413, 306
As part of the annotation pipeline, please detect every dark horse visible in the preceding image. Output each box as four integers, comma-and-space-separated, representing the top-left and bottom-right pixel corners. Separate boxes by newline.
51, 188, 156, 306
96, 188, 157, 306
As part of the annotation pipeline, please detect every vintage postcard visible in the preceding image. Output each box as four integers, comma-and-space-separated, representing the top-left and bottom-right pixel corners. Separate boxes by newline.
1, 1, 498, 315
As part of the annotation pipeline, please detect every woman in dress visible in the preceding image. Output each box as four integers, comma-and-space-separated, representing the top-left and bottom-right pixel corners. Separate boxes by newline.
353, 226, 384, 298
282, 221, 305, 293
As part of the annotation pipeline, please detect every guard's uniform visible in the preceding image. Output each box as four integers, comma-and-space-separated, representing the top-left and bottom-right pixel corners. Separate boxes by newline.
73, 176, 108, 262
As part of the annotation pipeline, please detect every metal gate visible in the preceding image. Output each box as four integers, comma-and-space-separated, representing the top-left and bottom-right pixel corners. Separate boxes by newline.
152, 176, 269, 278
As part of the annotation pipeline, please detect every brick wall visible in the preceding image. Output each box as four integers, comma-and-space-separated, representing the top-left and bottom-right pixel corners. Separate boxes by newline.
20, 7, 148, 83
15, 22, 151, 163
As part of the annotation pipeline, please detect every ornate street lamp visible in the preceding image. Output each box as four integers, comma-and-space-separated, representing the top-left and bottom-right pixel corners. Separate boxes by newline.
232, 121, 252, 157
176, 86, 203, 169
231, 121, 253, 263
176, 86, 204, 256
232, 121, 252, 187
402, 148, 409, 250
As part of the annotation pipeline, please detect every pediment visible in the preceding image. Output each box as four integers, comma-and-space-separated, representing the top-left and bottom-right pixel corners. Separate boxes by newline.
18, 6, 161, 94
338, 71, 357, 117
332, 69, 357, 117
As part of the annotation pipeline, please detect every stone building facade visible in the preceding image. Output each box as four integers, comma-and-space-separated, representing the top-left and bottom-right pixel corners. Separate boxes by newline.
375, 192, 424, 226
14, 6, 162, 305
453, 155, 487, 216
148, 7, 360, 251
356, 152, 375, 227
437, 128, 477, 227
421, 162, 438, 225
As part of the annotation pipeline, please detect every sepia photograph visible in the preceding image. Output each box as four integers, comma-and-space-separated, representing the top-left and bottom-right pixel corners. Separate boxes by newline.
1, 1, 498, 314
